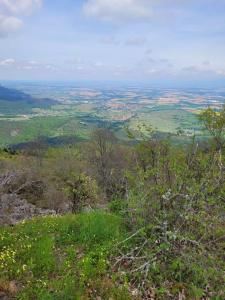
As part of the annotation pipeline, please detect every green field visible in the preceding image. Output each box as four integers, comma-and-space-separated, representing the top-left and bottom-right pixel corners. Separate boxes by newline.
1, 83, 223, 147
128, 109, 200, 134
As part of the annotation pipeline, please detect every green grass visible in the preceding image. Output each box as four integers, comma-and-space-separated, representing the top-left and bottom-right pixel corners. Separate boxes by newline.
0, 212, 130, 299
0, 116, 92, 146
129, 109, 200, 134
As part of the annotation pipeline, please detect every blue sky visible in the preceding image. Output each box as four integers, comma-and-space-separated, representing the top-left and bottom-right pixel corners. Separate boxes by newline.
0, 0, 225, 85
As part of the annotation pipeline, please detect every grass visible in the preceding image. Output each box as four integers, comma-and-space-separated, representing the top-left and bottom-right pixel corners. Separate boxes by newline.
0, 116, 92, 147
0, 212, 131, 299
128, 109, 200, 134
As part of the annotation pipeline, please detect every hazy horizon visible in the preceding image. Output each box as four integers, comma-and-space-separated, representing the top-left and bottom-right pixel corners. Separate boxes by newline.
2, 79, 225, 90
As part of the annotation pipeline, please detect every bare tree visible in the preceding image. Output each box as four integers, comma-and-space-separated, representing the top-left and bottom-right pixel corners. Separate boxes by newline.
89, 128, 117, 197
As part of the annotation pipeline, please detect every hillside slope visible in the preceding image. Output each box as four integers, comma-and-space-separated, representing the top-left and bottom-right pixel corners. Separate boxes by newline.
0, 85, 57, 115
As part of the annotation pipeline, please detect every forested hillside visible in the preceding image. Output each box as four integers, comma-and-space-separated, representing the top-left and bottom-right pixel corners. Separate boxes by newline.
0, 107, 224, 299
0, 85, 57, 115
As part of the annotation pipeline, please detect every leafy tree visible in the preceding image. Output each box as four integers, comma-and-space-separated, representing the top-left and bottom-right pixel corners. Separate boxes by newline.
66, 173, 98, 212
199, 105, 225, 151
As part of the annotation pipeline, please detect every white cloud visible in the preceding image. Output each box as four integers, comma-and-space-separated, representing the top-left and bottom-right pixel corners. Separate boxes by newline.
180, 64, 225, 79
0, 58, 59, 73
0, 0, 42, 37
45, 64, 58, 71
0, 57, 16, 65
28, 60, 39, 65
0, 0, 42, 15
83, 0, 153, 23
0, 14, 22, 36
83, 0, 218, 26
216, 69, 225, 76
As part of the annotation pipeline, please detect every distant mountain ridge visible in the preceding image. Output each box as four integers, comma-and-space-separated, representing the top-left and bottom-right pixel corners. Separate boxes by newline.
0, 85, 57, 106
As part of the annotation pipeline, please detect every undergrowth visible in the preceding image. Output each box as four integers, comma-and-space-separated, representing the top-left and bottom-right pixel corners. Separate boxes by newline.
0, 212, 130, 299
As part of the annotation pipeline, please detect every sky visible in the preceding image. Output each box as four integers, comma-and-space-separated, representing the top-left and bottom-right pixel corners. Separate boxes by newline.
0, 0, 225, 86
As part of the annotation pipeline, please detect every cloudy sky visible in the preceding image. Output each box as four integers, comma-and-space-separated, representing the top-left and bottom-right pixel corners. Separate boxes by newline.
0, 0, 225, 85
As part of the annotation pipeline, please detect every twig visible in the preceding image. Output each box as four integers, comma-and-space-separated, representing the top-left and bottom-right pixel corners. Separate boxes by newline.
116, 228, 143, 246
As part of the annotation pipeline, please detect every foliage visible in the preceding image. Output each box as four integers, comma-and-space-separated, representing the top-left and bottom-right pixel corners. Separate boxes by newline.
65, 173, 98, 212
110, 136, 225, 299
199, 105, 225, 149
0, 106, 225, 299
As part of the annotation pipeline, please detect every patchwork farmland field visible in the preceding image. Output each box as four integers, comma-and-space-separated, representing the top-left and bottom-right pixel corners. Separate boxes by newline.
0, 81, 225, 147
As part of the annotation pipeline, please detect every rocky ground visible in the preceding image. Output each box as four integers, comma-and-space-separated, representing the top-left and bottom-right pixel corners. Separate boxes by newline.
0, 193, 55, 226
0, 173, 55, 226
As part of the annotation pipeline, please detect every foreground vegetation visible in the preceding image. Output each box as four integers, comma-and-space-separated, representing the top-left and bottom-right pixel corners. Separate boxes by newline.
0, 106, 225, 299
0, 212, 131, 299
